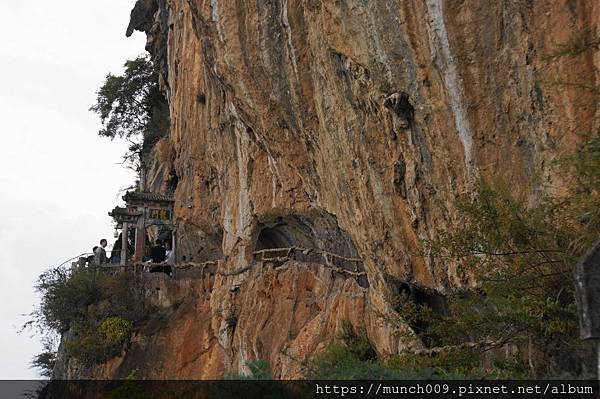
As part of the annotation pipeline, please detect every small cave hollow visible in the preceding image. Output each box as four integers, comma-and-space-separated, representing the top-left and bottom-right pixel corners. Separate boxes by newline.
255, 224, 314, 251
387, 275, 448, 342
176, 223, 223, 263
391, 280, 447, 316
253, 213, 359, 258
167, 168, 179, 194
253, 212, 368, 287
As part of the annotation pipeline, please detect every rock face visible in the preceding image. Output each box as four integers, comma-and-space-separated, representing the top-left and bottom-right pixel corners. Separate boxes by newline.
56, 263, 378, 379
575, 240, 600, 340
70, 0, 600, 378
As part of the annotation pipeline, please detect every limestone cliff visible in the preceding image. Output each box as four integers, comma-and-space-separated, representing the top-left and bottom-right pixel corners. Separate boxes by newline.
62, 0, 600, 378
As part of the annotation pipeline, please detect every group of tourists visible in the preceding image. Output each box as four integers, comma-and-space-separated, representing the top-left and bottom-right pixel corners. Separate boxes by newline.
149, 239, 174, 264
88, 237, 174, 267
142, 239, 174, 275
90, 239, 109, 265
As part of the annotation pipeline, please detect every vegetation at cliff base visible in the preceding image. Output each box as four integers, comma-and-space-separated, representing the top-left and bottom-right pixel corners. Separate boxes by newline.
309, 321, 400, 379
225, 360, 273, 380
26, 266, 157, 374
309, 131, 600, 379
308, 320, 460, 379
392, 131, 600, 378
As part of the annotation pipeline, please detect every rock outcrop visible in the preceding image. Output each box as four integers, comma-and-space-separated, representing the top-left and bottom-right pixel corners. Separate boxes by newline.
67, 0, 600, 378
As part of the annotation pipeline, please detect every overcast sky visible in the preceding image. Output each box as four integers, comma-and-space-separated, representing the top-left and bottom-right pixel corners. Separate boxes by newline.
0, 0, 146, 378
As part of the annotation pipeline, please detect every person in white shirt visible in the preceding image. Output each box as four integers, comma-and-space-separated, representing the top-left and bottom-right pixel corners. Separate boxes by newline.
164, 241, 174, 265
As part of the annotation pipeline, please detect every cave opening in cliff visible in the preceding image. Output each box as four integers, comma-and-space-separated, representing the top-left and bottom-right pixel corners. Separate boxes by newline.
256, 226, 288, 250
255, 222, 316, 251
388, 276, 448, 345
253, 212, 359, 258
167, 168, 179, 193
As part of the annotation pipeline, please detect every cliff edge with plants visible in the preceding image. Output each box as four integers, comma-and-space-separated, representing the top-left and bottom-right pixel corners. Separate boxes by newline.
44, 0, 600, 379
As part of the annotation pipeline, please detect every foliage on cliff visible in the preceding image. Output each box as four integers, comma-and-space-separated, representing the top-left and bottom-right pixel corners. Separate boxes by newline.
225, 360, 273, 380
66, 315, 133, 363
309, 321, 400, 379
31, 347, 57, 378
90, 55, 169, 168
389, 184, 581, 377
27, 266, 157, 371
310, 131, 600, 379
389, 130, 600, 378
309, 320, 460, 379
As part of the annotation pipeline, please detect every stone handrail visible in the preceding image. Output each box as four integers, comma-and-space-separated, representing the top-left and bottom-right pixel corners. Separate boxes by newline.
173, 260, 219, 271
55, 251, 122, 272
253, 246, 364, 273
165, 247, 367, 282
58, 253, 93, 269
60, 247, 368, 287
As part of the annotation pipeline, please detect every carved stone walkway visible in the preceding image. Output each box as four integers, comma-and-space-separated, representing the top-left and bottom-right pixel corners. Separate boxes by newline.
64, 246, 369, 289
172, 247, 367, 286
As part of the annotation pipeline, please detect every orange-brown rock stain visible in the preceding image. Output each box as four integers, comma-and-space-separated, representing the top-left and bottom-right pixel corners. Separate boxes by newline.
69, 0, 600, 379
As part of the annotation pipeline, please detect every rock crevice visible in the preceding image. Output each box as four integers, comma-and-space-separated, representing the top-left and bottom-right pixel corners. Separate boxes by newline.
79, 0, 600, 379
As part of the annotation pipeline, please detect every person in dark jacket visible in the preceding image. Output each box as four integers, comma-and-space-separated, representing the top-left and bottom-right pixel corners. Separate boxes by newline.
150, 239, 166, 263
110, 234, 122, 264
93, 239, 108, 264
86, 247, 98, 265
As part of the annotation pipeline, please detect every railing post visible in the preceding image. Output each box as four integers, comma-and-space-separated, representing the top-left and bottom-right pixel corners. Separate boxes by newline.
172, 228, 176, 264
134, 213, 145, 262
120, 222, 128, 266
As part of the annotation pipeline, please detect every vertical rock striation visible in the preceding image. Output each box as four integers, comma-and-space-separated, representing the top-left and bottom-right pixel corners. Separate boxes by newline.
67, 0, 600, 378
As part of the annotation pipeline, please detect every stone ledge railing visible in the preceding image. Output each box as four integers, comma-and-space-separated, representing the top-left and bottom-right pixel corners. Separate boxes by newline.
173, 260, 219, 273
169, 247, 365, 277
252, 247, 364, 274
63, 251, 119, 269
165, 247, 369, 288
64, 246, 369, 288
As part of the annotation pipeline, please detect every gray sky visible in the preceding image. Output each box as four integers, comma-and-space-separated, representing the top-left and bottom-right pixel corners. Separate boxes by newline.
0, 0, 146, 378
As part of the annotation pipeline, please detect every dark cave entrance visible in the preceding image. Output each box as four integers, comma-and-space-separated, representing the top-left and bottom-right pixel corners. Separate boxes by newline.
388, 276, 448, 345
253, 212, 359, 258
255, 224, 315, 251
255, 226, 293, 250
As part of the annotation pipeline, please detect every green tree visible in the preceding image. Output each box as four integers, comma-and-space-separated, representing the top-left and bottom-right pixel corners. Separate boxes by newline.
305, 133, 600, 380
90, 55, 169, 168
31, 345, 57, 378
389, 130, 600, 378
417, 181, 582, 377
26, 266, 157, 367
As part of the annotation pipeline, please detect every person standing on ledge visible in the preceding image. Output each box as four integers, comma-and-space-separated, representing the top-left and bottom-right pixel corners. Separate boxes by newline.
150, 239, 166, 263
93, 239, 108, 264
164, 241, 174, 265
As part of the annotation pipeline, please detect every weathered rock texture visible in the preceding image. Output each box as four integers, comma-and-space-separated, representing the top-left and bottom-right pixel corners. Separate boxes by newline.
54, 261, 387, 379
71, 0, 600, 378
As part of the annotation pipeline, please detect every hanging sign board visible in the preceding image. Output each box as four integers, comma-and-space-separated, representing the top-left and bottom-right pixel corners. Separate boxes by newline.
148, 208, 172, 222
109, 206, 142, 224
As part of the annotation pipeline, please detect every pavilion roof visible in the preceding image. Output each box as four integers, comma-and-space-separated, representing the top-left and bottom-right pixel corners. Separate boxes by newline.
109, 206, 142, 217
122, 191, 174, 204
